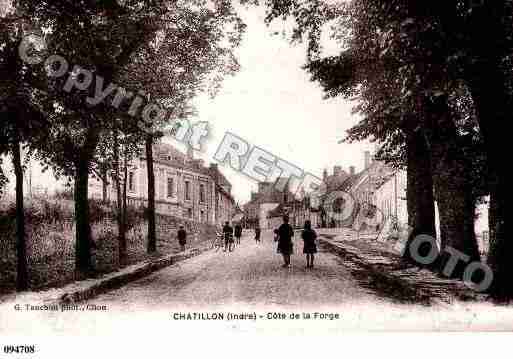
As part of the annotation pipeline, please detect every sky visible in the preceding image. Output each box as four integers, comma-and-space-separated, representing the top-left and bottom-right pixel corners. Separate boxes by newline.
1, 4, 373, 205
169, 5, 372, 204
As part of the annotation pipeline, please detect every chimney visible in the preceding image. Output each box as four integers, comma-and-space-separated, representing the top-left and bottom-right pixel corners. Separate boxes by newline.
349, 166, 356, 176
323, 168, 328, 181
333, 166, 342, 177
364, 151, 371, 169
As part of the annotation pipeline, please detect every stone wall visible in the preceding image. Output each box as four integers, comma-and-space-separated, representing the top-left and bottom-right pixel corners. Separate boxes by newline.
0, 212, 217, 294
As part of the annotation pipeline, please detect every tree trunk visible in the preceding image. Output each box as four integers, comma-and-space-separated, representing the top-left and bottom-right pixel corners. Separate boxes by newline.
425, 95, 480, 276
468, 69, 510, 297
120, 146, 128, 265
12, 138, 28, 291
403, 127, 437, 265
101, 169, 108, 204
487, 191, 498, 266
465, 1, 511, 299
74, 129, 99, 277
113, 132, 126, 266
146, 135, 157, 253
74, 156, 93, 276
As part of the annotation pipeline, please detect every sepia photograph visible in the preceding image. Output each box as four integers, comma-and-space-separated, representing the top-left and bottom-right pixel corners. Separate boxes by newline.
0, 0, 512, 356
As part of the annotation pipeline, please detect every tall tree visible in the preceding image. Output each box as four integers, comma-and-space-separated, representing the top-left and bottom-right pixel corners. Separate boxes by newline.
463, 1, 513, 299
1, 10, 48, 290
115, 2, 244, 253
261, 0, 488, 274
16, 0, 168, 276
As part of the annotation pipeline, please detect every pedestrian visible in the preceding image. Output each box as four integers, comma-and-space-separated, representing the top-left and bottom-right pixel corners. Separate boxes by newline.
254, 225, 261, 244
223, 221, 234, 252
234, 223, 242, 245
302, 220, 317, 269
177, 225, 187, 252
277, 215, 294, 268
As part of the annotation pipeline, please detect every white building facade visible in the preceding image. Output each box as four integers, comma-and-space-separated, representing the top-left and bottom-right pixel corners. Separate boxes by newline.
88, 143, 235, 226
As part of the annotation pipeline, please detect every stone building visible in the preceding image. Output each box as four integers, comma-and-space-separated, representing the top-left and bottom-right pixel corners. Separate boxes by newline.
309, 152, 400, 229
88, 142, 235, 226
242, 179, 295, 229
340, 151, 404, 231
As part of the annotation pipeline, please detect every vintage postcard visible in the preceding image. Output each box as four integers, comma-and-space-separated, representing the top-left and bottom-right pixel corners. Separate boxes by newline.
0, 0, 512, 356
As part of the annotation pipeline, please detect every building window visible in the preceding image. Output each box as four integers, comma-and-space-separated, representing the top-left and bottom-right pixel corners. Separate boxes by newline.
185, 181, 191, 200
187, 208, 192, 218
167, 177, 174, 198
199, 184, 205, 203
128, 172, 135, 192
200, 210, 205, 222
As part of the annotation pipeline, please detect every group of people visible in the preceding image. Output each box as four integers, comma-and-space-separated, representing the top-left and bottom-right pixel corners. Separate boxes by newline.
275, 215, 318, 269
221, 221, 243, 252
176, 221, 248, 253
176, 215, 319, 269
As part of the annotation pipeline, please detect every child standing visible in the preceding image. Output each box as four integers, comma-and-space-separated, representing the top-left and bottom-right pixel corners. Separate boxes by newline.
302, 220, 317, 269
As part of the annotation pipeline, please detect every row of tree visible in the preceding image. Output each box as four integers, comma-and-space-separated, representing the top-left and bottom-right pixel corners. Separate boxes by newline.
1, 0, 245, 290
260, 0, 512, 299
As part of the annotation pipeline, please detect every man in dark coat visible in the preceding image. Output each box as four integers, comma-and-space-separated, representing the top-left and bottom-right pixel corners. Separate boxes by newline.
223, 221, 234, 252
277, 215, 294, 267
177, 225, 187, 252
234, 223, 242, 245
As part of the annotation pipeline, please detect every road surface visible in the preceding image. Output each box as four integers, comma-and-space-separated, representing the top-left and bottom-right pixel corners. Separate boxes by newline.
94, 230, 380, 310
2, 230, 513, 334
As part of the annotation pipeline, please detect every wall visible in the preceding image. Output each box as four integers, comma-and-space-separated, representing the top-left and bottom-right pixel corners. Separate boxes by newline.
0, 207, 217, 294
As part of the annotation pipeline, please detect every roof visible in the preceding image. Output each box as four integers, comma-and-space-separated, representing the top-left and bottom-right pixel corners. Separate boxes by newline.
142, 142, 209, 174
324, 171, 350, 190
313, 160, 395, 205
216, 182, 235, 204
208, 165, 231, 189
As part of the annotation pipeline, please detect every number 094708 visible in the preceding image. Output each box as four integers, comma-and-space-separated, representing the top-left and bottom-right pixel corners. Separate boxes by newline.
3, 345, 36, 354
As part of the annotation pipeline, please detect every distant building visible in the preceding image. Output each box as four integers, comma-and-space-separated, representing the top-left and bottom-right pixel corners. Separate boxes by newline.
311, 164, 357, 228
88, 142, 235, 226
270, 189, 321, 229
373, 169, 408, 235
310, 152, 405, 230
242, 178, 295, 229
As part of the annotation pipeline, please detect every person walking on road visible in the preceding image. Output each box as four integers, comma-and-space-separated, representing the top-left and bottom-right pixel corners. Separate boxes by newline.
223, 221, 234, 252
254, 225, 261, 244
277, 215, 294, 268
302, 220, 317, 269
177, 225, 187, 252
234, 223, 242, 245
